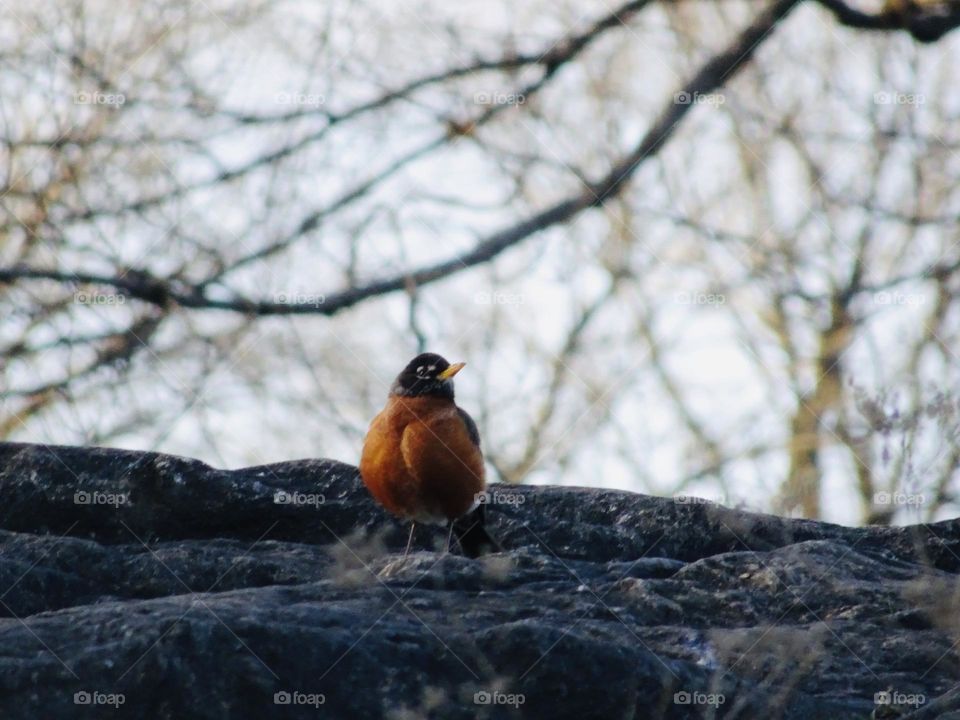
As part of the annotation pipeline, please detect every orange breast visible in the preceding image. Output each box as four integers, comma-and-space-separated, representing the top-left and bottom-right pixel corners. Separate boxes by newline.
359, 396, 484, 523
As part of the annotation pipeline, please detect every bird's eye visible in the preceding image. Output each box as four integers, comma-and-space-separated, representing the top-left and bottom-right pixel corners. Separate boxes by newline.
416, 366, 429, 378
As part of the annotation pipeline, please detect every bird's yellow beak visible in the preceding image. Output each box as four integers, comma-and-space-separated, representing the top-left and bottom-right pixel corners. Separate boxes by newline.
437, 362, 466, 380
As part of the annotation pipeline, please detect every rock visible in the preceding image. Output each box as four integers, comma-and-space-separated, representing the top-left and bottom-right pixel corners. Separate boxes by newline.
0, 441, 956, 718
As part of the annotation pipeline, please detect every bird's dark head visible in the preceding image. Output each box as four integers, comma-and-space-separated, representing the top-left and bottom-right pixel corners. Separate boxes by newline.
390, 352, 465, 400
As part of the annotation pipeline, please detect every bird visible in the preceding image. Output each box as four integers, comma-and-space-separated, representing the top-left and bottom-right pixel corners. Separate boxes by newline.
359, 352, 500, 558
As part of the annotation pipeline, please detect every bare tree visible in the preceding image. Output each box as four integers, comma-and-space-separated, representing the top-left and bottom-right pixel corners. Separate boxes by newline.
1, 0, 959, 524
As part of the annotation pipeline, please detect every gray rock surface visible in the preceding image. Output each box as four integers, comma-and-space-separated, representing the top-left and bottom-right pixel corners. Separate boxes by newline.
0, 441, 956, 718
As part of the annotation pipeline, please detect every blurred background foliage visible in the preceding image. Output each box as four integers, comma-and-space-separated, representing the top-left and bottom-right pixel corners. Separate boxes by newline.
1, 0, 959, 525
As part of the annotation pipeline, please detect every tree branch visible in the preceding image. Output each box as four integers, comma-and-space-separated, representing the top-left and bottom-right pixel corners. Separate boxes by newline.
59, 0, 653, 224
814, 0, 960, 42
0, 0, 803, 317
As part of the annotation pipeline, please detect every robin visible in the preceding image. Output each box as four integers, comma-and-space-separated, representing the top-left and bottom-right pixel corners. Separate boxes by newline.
360, 353, 500, 558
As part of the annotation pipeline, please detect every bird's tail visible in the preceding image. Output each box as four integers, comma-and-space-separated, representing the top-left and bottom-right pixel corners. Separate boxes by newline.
452, 503, 501, 558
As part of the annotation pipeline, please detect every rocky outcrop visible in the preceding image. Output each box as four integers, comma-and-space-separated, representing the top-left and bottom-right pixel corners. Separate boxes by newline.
0, 441, 956, 718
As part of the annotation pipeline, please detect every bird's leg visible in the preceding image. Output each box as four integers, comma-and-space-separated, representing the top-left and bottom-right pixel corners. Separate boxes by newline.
445, 521, 455, 554
404, 523, 416, 558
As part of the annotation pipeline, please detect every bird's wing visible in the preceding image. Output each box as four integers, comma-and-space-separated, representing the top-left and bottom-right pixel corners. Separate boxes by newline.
456, 407, 481, 449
